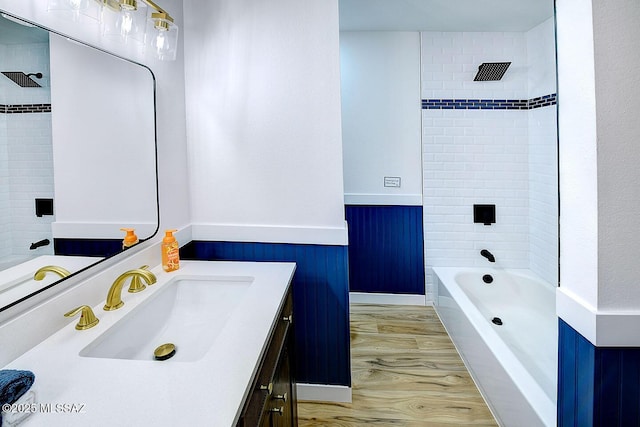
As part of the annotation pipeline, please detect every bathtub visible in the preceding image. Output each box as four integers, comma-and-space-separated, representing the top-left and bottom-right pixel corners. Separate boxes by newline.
433, 267, 557, 427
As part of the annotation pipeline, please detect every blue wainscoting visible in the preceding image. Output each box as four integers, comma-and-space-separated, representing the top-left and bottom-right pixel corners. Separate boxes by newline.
54, 238, 122, 257
181, 241, 351, 387
558, 318, 640, 426
345, 205, 425, 294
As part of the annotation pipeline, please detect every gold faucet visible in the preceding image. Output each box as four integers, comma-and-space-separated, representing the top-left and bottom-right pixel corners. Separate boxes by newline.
64, 305, 99, 330
34, 265, 71, 281
103, 268, 157, 311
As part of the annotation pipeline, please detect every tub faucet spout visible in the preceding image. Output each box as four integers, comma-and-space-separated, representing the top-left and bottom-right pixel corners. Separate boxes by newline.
480, 249, 495, 263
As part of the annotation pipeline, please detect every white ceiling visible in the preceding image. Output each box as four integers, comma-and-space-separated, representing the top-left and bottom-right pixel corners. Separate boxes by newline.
339, 0, 554, 32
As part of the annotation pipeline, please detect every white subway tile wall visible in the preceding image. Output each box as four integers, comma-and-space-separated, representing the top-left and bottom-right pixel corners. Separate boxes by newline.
422, 19, 558, 300
1, 41, 54, 259
527, 19, 558, 286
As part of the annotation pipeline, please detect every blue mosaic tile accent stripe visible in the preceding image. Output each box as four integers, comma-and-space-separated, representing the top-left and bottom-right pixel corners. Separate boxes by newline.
422, 93, 556, 110
0, 103, 51, 114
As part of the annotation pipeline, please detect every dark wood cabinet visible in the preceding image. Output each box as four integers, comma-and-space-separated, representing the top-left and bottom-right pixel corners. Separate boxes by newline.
236, 286, 297, 427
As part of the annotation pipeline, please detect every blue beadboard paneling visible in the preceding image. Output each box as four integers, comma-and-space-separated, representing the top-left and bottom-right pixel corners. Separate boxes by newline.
54, 238, 122, 257
181, 241, 351, 387
558, 318, 640, 426
345, 205, 425, 294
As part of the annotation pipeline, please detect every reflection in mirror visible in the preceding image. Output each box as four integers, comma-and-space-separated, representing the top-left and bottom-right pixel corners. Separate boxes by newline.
0, 11, 158, 311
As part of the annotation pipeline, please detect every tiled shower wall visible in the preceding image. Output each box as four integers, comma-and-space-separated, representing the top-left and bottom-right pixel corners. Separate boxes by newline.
422, 18, 558, 298
527, 19, 558, 286
0, 42, 54, 260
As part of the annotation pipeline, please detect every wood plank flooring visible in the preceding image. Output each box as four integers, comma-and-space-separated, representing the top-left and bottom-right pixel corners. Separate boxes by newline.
297, 304, 497, 426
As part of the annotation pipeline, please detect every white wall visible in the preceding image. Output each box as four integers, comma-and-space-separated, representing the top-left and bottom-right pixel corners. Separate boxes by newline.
340, 31, 422, 206
555, 0, 640, 346
49, 35, 157, 239
555, 0, 599, 311
591, 0, 640, 311
421, 32, 529, 100
527, 18, 557, 99
183, 0, 347, 245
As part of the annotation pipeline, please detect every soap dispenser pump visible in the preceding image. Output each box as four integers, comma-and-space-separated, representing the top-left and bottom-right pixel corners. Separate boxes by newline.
161, 229, 180, 272
121, 228, 138, 250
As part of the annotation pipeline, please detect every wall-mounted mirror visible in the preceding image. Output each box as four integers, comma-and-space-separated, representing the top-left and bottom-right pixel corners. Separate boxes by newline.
0, 10, 158, 311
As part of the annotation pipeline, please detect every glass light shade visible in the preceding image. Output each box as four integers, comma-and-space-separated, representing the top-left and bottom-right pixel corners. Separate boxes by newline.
47, 0, 102, 22
145, 17, 178, 61
102, 0, 147, 44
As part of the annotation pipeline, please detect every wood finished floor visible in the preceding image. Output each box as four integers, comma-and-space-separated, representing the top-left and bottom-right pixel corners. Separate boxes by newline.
297, 304, 497, 426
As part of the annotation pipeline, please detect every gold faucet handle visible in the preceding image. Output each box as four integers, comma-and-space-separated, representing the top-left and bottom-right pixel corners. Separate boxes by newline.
128, 265, 152, 293
64, 305, 100, 330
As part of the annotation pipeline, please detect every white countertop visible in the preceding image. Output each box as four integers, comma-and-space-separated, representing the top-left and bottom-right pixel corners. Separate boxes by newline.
2, 260, 296, 427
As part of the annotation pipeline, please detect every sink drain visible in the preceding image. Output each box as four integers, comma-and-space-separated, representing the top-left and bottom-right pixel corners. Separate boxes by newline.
491, 317, 503, 326
154, 343, 177, 361
482, 274, 494, 284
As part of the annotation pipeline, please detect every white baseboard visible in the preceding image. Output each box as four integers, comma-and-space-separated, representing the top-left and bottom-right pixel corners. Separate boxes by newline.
52, 221, 157, 239
296, 383, 352, 403
344, 193, 423, 206
557, 287, 640, 347
349, 292, 428, 306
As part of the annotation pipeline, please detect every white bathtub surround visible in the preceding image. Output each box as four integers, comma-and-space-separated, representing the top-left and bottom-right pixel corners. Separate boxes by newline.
433, 267, 556, 427
422, 20, 558, 300
2, 261, 295, 426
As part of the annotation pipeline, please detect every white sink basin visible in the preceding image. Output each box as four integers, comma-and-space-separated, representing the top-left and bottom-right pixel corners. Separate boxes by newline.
80, 275, 253, 362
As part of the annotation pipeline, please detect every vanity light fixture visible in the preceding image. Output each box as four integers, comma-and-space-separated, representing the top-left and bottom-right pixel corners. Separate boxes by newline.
101, 0, 148, 45
104, 0, 179, 60
46, 0, 103, 23
47, 0, 178, 61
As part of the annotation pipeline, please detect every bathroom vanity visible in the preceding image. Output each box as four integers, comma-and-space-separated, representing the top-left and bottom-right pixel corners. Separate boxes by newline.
1, 261, 297, 426
237, 282, 297, 426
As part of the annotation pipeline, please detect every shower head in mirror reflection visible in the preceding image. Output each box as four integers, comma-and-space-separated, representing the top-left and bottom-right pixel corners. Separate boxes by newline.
1, 72, 43, 87
46, 0, 179, 61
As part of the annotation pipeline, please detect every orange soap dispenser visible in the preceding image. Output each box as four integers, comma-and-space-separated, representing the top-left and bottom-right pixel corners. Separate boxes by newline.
121, 228, 138, 250
162, 229, 180, 272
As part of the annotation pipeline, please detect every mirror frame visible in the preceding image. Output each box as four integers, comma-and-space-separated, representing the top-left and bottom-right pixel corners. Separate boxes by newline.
0, 9, 160, 313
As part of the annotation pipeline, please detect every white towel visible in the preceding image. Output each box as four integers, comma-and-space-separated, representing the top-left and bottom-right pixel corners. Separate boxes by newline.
2, 388, 37, 427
